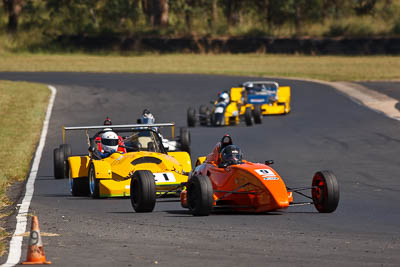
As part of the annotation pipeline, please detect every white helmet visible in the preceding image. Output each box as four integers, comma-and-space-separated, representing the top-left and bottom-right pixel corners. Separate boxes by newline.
101, 131, 119, 153
219, 92, 229, 104
141, 109, 155, 124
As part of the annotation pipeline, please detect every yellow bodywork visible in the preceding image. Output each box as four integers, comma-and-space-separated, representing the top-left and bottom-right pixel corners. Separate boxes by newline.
69, 151, 191, 198
230, 85, 291, 116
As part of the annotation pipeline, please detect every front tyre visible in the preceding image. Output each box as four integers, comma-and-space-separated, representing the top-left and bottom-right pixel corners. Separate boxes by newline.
60, 144, 72, 178
69, 174, 89, 197
130, 170, 156, 212
89, 164, 100, 198
312, 170, 339, 213
244, 107, 253, 126
53, 148, 65, 179
252, 105, 262, 124
187, 175, 214, 216
179, 127, 191, 154
187, 107, 197, 127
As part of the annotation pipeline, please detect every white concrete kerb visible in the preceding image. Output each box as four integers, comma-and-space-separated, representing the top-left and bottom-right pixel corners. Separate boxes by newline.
283, 77, 400, 122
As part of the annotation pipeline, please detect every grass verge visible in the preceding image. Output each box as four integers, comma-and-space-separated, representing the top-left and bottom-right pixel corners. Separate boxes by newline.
0, 53, 399, 81
0, 81, 49, 256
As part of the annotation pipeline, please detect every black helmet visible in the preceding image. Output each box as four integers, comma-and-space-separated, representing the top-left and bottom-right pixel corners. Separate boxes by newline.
220, 145, 242, 166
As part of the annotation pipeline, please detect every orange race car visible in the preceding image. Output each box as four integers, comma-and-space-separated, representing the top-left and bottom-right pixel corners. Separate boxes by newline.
180, 135, 339, 216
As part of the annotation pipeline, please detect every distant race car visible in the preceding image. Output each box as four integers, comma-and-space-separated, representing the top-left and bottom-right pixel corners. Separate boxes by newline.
236, 81, 291, 115
53, 123, 192, 212
187, 91, 262, 127
179, 135, 339, 216
136, 117, 191, 154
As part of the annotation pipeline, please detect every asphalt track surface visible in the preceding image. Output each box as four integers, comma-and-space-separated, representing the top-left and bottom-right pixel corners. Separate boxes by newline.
1, 72, 400, 266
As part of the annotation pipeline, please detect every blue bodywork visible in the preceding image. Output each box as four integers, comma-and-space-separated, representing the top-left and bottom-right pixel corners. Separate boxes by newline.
245, 83, 278, 105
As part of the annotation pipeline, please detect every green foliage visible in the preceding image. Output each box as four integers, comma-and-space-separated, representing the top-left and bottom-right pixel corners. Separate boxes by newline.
0, 0, 399, 52
393, 18, 400, 35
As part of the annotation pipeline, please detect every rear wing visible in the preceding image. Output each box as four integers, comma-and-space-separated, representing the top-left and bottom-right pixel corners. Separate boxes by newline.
62, 123, 175, 144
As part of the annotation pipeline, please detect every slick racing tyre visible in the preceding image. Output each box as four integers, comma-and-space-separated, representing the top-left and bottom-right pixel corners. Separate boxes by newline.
53, 147, 64, 179
179, 127, 191, 154
199, 105, 208, 126
89, 164, 100, 198
244, 107, 253, 126
312, 170, 340, 213
130, 170, 156, 212
187, 107, 197, 127
187, 175, 214, 216
252, 105, 262, 124
60, 144, 72, 178
69, 175, 89, 197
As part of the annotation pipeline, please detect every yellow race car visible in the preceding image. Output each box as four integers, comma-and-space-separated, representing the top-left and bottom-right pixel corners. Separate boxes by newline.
235, 81, 291, 115
54, 123, 191, 212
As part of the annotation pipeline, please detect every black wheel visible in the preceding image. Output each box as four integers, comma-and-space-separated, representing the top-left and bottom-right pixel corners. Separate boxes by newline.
199, 105, 208, 126
69, 175, 89, 197
187, 107, 196, 127
312, 170, 340, 213
53, 148, 64, 179
89, 164, 100, 198
179, 127, 191, 154
244, 107, 253, 126
60, 144, 72, 178
130, 170, 156, 212
187, 175, 214, 216
252, 105, 262, 124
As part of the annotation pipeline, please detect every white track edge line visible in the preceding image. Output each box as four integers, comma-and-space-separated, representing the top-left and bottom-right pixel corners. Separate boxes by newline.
1, 85, 57, 267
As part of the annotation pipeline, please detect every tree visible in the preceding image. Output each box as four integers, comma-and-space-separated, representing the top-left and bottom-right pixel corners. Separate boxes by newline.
3, 0, 25, 33
353, 0, 377, 15
221, 0, 242, 27
154, 0, 168, 28
141, 0, 168, 28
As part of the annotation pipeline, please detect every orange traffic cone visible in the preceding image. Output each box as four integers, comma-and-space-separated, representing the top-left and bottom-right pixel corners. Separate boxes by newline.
21, 216, 52, 265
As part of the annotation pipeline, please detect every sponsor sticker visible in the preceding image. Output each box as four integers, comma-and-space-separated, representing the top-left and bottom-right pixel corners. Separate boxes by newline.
263, 177, 279, 181
255, 169, 279, 180
153, 172, 176, 182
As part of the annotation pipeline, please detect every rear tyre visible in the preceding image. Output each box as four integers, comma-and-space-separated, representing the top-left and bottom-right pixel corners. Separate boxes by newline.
179, 127, 191, 154
187, 107, 196, 127
53, 148, 65, 179
199, 105, 208, 126
252, 105, 262, 124
187, 175, 214, 216
244, 107, 253, 126
89, 164, 100, 198
312, 170, 340, 213
60, 144, 72, 178
130, 170, 156, 212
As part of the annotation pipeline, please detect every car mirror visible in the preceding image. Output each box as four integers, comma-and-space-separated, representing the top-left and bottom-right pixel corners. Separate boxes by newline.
88, 146, 96, 153
265, 160, 274, 165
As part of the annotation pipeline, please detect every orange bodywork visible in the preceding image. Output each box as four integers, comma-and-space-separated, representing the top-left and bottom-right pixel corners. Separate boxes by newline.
182, 142, 293, 213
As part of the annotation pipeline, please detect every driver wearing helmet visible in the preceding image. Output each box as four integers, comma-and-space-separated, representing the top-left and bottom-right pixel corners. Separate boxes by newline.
220, 144, 243, 167
217, 91, 230, 106
141, 109, 155, 124
99, 131, 120, 158
103, 116, 112, 126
